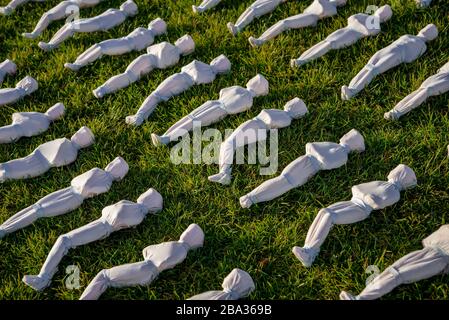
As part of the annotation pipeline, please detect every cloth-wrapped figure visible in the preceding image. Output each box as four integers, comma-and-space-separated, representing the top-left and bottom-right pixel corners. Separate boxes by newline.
0, 126, 94, 183
0, 156, 129, 239
227, 0, 288, 36
340, 224, 449, 300
248, 0, 347, 47
240, 129, 365, 208
79, 223, 203, 300
292, 164, 417, 267
22, 188, 164, 291
0, 103, 65, 144
38, 0, 138, 51
0, 76, 38, 106
126, 54, 231, 126
192, 0, 223, 13
0, 0, 44, 15
208, 97, 308, 185
22, 0, 105, 39
416, 0, 432, 7
151, 74, 269, 146
341, 24, 438, 100
291, 5, 393, 68
188, 268, 255, 300
93, 35, 195, 98
64, 18, 167, 71
0, 59, 17, 85
384, 60, 449, 120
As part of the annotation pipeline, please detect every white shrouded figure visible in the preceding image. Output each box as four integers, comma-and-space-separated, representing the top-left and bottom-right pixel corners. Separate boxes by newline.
291, 5, 393, 68
208, 97, 308, 186
292, 164, 417, 267
64, 18, 167, 71
248, 0, 347, 47
22, 188, 164, 291
79, 223, 203, 300
227, 0, 288, 36
192, 0, 223, 13
188, 268, 255, 300
340, 224, 449, 300
384, 60, 449, 120
0, 76, 38, 106
38, 0, 138, 52
240, 129, 365, 208
0, 157, 129, 239
0, 0, 44, 16
92, 35, 195, 98
0, 102, 65, 144
22, 0, 105, 39
341, 24, 438, 101
0, 59, 17, 85
151, 74, 269, 146
125, 54, 232, 126
416, 0, 432, 7
0, 126, 94, 183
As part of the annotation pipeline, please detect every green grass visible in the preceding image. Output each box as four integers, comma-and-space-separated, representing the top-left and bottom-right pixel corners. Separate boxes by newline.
1, 0, 449, 300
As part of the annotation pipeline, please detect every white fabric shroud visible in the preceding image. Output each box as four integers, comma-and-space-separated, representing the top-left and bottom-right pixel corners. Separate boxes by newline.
0, 126, 95, 183
79, 223, 203, 300
248, 0, 347, 47
64, 17, 167, 71
22, 188, 164, 291
292, 164, 418, 268
92, 35, 195, 98
22, 0, 106, 39
384, 60, 449, 120
151, 74, 269, 146
0, 156, 129, 239
0, 59, 17, 85
208, 97, 308, 186
192, 0, 223, 13
38, 0, 138, 51
226, 0, 288, 35
188, 268, 255, 300
240, 129, 365, 208
341, 24, 438, 100
340, 224, 449, 300
0, 76, 38, 106
291, 5, 393, 68
125, 54, 232, 126
0, 103, 65, 144
0, 0, 45, 16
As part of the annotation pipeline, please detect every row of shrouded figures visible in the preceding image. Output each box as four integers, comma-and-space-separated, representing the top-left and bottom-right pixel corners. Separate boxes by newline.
1, 0, 448, 300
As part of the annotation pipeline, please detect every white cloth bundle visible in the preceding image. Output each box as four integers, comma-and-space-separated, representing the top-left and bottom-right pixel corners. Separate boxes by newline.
291, 5, 393, 68
341, 24, 438, 100
240, 129, 365, 208
22, 188, 164, 291
65, 18, 167, 71
0, 103, 65, 144
0, 0, 44, 15
79, 223, 203, 300
292, 164, 417, 267
248, 0, 347, 47
416, 0, 432, 7
340, 224, 449, 300
0, 76, 38, 106
92, 35, 195, 98
151, 74, 269, 146
384, 60, 449, 120
208, 97, 308, 185
125, 54, 232, 126
188, 268, 255, 300
227, 0, 288, 35
22, 0, 105, 39
38, 0, 138, 51
0, 156, 129, 239
0, 59, 17, 85
192, 0, 222, 13
0, 126, 94, 183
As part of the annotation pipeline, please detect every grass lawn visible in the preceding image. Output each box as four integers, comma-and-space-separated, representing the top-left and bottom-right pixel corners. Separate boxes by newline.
1, 0, 449, 300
